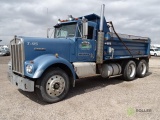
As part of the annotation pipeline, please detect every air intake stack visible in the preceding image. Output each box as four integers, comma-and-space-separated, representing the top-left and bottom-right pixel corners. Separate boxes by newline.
96, 4, 105, 64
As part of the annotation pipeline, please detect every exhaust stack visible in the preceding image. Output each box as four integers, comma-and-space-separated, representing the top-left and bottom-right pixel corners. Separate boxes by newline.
99, 4, 105, 31
96, 4, 105, 64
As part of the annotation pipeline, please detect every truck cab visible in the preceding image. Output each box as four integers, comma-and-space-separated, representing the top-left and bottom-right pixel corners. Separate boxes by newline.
53, 18, 98, 62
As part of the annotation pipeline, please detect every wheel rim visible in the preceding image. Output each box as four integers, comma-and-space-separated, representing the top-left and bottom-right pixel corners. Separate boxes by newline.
141, 63, 146, 75
46, 75, 65, 97
128, 64, 136, 78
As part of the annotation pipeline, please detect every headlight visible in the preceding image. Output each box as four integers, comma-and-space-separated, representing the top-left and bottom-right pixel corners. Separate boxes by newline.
26, 64, 33, 73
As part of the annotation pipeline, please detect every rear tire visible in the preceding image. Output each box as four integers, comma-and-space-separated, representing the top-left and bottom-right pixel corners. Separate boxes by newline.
35, 68, 70, 103
122, 60, 136, 81
136, 60, 147, 78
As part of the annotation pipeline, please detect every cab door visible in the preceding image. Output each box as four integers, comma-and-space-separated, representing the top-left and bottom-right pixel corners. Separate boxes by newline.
76, 22, 96, 61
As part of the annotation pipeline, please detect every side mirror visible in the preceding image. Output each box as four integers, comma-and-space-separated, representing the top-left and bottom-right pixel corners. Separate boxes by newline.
82, 21, 88, 39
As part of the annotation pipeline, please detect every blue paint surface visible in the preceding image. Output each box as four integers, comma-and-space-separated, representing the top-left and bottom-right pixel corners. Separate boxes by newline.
24, 54, 76, 79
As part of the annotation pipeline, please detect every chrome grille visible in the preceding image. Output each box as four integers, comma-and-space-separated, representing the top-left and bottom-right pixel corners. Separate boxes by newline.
10, 38, 24, 75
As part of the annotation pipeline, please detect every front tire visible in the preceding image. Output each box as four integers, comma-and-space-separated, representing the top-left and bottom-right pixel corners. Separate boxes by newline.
122, 60, 136, 81
36, 68, 70, 103
136, 60, 147, 78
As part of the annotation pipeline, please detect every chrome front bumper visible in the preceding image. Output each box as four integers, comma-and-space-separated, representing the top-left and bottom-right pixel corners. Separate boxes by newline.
8, 68, 34, 92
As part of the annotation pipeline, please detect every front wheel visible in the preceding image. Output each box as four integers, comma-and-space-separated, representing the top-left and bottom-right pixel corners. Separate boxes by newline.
36, 68, 70, 103
122, 60, 136, 81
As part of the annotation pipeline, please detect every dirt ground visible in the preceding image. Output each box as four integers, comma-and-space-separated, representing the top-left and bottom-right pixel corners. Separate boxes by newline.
0, 56, 160, 120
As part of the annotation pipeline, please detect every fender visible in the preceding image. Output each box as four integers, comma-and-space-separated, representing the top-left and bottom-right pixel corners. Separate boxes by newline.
25, 54, 76, 79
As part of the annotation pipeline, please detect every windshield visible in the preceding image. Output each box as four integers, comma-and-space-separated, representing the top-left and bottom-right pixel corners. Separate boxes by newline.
54, 23, 77, 38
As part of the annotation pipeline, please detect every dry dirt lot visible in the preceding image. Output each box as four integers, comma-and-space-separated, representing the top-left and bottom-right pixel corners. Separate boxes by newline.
0, 56, 160, 120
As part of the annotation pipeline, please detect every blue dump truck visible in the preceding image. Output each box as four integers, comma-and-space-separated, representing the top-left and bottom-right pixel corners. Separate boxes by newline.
8, 5, 150, 103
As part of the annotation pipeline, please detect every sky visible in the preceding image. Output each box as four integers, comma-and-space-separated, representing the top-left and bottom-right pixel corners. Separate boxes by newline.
0, 0, 160, 45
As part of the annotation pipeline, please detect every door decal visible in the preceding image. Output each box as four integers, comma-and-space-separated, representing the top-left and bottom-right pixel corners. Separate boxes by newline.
79, 41, 92, 50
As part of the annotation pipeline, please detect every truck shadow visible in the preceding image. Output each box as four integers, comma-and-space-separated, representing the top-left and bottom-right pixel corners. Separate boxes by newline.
67, 72, 152, 100
18, 73, 152, 105
18, 89, 47, 105
18, 76, 123, 105
68, 75, 131, 99
145, 72, 152, 77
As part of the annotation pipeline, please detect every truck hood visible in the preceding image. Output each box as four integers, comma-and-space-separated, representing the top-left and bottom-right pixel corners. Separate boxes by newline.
21, 37, 74, 61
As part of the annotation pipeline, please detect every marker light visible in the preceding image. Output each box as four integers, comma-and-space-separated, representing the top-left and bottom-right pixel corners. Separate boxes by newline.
68, 15, 73, 21
58, 19, 61, 24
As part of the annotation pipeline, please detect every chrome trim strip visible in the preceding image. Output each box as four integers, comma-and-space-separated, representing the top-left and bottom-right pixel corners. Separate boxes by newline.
21, 38, 25, 75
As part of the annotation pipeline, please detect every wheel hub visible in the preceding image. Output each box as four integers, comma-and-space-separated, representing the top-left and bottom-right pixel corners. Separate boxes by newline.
46, 75, 65, 97
53, 83, 60, 89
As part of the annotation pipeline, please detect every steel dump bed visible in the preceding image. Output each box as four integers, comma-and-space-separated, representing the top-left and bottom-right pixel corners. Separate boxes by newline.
104, 32, 150, 60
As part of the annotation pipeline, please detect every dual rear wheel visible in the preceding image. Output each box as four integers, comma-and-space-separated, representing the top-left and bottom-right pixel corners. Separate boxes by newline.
122, 60, 148, 81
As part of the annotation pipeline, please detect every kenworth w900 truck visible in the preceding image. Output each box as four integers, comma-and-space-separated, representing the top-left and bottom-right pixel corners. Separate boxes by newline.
8, 5, 150, 103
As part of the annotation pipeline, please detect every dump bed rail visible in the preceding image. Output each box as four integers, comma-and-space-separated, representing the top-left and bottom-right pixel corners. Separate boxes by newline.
108, 32, 149, 41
